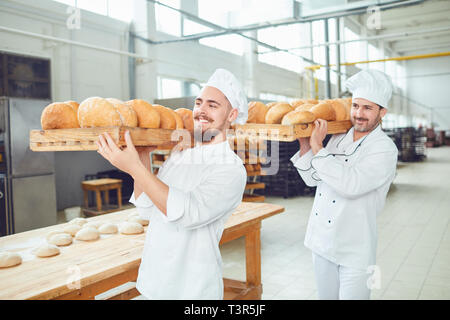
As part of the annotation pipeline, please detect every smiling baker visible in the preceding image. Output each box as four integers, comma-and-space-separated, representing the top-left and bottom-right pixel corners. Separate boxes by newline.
290, 69, 399, 299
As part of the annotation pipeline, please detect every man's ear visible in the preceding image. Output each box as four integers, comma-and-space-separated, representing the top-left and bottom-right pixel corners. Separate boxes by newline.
228, 108, 239, 123
380, 107, 387, 119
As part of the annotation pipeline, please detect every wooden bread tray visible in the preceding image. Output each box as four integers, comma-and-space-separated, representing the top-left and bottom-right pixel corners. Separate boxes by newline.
234, 120, 352, 142
30, 126, 189, 152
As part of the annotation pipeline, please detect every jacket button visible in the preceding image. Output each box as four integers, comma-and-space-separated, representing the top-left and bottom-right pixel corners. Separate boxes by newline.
332, 200, 336, 203
315, 212, 318, 216
328, 220, 331, 223
319, 193, 322, 196
345, 159, 348, 162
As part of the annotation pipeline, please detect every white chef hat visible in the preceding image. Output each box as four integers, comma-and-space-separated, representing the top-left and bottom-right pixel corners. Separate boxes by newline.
345, 69, 393, 109
201, 68, 248, 124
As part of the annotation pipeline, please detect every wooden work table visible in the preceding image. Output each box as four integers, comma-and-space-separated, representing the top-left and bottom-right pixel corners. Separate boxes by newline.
0, 202, 284, 300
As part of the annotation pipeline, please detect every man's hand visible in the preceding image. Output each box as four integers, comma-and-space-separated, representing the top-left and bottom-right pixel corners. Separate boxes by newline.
310, 119, 328, 155
298, 137, 311, 157
96, 131, 152, 177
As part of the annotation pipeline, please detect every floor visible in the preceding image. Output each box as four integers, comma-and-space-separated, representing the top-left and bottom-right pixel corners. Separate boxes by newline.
220, 146, 450, 300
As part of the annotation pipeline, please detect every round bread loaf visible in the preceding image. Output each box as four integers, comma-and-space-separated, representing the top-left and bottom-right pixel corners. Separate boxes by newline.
247, 101, 269, 124
152, 104, 177, 130
310, 102, 336, 121
106, 98, 138, 127
339, 98, 352, 119
295, 103, 315, 112
64, 101, 80, 116
78, 97, 122, 127
125, 99, 160, 129
281, 110, 316, 125
174, 108, 194, 132
326, 99, 347, 121
266, 102, 278, 109
171, 109, 184, 129
265, 103, 294, 124
41, 102, 79, 130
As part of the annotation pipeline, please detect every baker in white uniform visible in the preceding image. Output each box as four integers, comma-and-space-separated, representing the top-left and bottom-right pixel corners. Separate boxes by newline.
96, 68, 248, 299
291, 69, 398, 299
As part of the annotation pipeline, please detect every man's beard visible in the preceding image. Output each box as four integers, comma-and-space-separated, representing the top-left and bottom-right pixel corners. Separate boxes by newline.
352, 113, 381, 133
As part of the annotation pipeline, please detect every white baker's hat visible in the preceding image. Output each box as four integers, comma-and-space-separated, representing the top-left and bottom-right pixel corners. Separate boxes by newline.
201, 68, 248, 124
345, 69, 393, 109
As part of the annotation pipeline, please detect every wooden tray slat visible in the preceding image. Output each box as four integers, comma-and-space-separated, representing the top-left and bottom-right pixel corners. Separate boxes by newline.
234, 120, 352, 141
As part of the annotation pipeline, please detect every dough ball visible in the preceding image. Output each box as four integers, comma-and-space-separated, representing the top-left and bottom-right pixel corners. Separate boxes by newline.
265, 103, 294, 124
82, 221, 103, 229
106, 98, 138, 127
32, 244, 60, 258
98, 223, 118, 234
125, 99, 160, 129
247, 101, 269, 124
64, 100, 80, 114
75, 227, 100, 241
78, 97, 122, 127
119, 222, 144, 235
48, 233, 73, 246
152, 104, 177, 129
63, 224, 81, 236
0, 252, 22, 268
41, 102, 79, 130
174, 108, 194, 132
127, 215, 149, 226
68, 217, 88, 226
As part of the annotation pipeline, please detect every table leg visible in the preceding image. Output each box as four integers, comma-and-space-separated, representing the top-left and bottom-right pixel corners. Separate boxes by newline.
117, 187, 122, 208
83, 190, 89, 208
245, 222, 261, 291
96, 190, 102, 212
104, 190, 109, 205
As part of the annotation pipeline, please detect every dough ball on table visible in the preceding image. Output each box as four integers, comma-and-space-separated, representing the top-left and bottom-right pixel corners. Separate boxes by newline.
127, 215, 149, 226
82, 221, 103, 229
119, 222, 144, 235
48, 233, 73, 246
152, 105, 177, 130
310, 102, 336, 121
0, 252, 22, 268
247, 102, 269, 124
325, 99, 347, 121
75, 227, 100, 241
63, 224, 81, 236
32, 244, 60, 258
281, 110, 316, 125
125, 99, 160, 129
106, 98, 138, 127
174, 108, 194, 132
78, 97, 122, 127
265, 103, 294, 124
98, 223, 118, 234
68, 217, 88, 226
41, 102, 79, 130
295, 103, 315, 112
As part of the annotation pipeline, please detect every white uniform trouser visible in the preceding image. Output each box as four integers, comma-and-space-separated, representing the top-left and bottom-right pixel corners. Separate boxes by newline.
312, 252, 371, 300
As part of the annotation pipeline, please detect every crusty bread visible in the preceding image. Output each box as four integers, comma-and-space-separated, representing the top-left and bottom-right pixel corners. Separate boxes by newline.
63, 101, 80, 117
125, 99, 160, 129
171, 109, 184, 129
175, 108, 194, 132
310, 102, 336, 121
295, 103, 315, 112
339, 97, 352, 120
266, 102, 278, 109
281, 110, 316, 125
78, 97, 122, 127
41, 102, 79, 130
152, 104, 176, 130
265, 103, 294, 124
325, 99, 347, 121
290, 99, 319, 108
106, 98, 138, 127
247, 101, 269, 124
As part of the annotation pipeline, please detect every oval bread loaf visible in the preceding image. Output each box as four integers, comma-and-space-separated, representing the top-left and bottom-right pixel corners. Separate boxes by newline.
78, 97, 122, 127
175, 108, 194, 132
247, 101, 269, 124
41, 102, 79, 130
106, 98, 138, 127
281, 110, 316, 125
265, 103, 294, 124
310, 102, 336, 121
125, 99, 161, 129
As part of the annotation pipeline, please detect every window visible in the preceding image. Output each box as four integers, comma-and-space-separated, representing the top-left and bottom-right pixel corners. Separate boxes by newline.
108, 0, 133, 22
53, 0, 133, 22
199, 34, 244, 56
155, 0, 181, 36
77, 0, 108, 16
259, 92, 293, 103
183, 19, 213, 36
158, 77, 183, 99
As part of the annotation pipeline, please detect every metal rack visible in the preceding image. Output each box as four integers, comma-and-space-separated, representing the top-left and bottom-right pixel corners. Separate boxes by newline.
385, 127, 427, 162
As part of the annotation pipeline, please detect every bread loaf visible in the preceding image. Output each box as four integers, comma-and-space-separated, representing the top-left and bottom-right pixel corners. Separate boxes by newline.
106, 98, 138, 127
326, 99, 347, 121
64, 101, 80, 115
266, 102, 278, 108
310, 102, 336, 121
125, 99, 160, 129
295, 103, 315, 112
152, 104, 176, 130
247, 101, 269, 124
291, 99, 318, 108
265, 103, 294, 124
171, 109, 184, 129
78, 97, 122, 127
175, 108, 194, 132
41, 102, 79, 130
281, 110, 316, 125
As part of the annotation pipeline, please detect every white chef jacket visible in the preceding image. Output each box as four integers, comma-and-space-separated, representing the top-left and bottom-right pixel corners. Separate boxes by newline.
129, 140, 247, 300
291, 125, 398, 270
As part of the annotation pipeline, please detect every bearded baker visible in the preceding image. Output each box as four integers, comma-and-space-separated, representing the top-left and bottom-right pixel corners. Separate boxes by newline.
291, 69, 398, 299
96, 68, 248, 299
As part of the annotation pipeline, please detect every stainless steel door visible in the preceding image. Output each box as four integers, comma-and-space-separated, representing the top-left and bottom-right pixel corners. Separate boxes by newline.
7, 98, 55, 177
11, 174, 57, 233
0, 173, 9, 236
